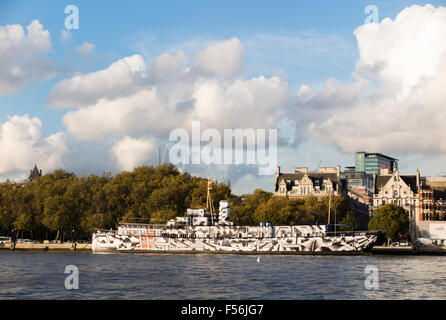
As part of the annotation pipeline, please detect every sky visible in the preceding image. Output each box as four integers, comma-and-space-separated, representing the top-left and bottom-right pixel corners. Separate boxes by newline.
1, 0, 446, 194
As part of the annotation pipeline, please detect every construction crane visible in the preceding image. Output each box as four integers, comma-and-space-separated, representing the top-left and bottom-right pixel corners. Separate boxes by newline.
314, 160, 322, 172
158, 144, 168, 166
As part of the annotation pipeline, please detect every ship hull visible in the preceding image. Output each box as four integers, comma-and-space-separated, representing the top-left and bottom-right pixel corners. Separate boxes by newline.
92, 225, 377, 253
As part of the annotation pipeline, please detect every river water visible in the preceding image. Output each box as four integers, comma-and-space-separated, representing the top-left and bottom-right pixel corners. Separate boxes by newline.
0, 251, 445, 299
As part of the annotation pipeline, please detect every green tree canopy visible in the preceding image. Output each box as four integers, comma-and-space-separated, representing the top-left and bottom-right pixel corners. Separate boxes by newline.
0, 164, 235, 240
0, 163, 365, 240
339, 211, 358, 231
368, 204, 409, 240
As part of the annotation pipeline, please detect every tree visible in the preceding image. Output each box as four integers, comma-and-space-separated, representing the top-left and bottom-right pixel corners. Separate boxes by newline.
230, 189, 272, 226
339, 211, 357, 231
14, 212, 33, 239
150, 209, 177, 224
0, 164, 362, 240
368, 204, 409, 243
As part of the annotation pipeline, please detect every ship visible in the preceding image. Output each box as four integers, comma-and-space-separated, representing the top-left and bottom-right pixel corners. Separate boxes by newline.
92, 180, 378, 253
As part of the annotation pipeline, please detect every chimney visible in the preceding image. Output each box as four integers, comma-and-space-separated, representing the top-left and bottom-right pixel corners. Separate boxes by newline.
416, 168, 420, 189
373, 172, 377, 194
276, 165, 281, 177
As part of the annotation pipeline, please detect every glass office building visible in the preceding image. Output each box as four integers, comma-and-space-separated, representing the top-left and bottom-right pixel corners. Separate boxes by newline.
355, 152, 398, 175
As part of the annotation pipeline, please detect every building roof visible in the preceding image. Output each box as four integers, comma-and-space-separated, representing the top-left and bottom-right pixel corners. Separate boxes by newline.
433, 189, 446, 200
364, 152, 398, 161
28, 164, 42, 181
374, 174, 418, 194
275, 172, 340, 192
400, 175, 418, 193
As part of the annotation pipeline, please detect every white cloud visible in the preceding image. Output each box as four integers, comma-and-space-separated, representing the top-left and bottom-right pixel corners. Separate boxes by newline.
50, 37, 287, 144
48, 37, 289, 173
60, 29, 71, 42
0, 20, 58, 95
76, 41, 95, 56
195, 37, 245, 75
354, 4, 446, 99
48, 6, 446, 180
111, 136, 156, 171
0, 115, 67, 176
61, 75, 287, 141
300, 4, 446, 154
48, 54, 148, 108
149, 51, 187, 83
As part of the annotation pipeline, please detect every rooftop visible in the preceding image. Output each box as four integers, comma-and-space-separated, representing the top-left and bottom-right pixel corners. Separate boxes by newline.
356, 152, 398, 161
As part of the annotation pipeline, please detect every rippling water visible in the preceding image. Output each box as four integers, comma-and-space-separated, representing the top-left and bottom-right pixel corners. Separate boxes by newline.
0, 251, 445, 299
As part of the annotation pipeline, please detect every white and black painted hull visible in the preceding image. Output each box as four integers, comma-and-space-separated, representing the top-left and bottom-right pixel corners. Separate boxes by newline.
92, 225, 377, 253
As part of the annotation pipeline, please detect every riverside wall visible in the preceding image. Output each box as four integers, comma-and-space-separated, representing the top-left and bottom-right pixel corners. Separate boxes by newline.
0, 242, 92, 250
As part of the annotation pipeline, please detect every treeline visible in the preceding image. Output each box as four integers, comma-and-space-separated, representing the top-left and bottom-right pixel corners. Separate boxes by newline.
0, 164, 357, 241
0, 164, 233, 241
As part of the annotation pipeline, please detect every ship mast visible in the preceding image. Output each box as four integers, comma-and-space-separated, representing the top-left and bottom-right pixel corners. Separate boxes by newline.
206, 179, 215, 225
328, 189, 332, 229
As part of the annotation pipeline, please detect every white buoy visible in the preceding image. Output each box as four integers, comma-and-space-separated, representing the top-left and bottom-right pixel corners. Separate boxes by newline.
257, 256, 260, 263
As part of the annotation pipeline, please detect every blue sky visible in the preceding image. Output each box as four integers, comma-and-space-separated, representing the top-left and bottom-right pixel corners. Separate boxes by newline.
1, 0, 446, 194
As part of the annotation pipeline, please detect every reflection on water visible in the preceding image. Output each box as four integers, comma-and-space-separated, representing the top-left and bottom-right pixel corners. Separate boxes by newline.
0, 251, 445, 299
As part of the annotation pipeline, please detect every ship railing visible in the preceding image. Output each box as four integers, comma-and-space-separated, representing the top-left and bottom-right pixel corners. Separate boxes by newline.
118, 222, 167, 229
94, 229, 118, 235
324, 231, 380, 237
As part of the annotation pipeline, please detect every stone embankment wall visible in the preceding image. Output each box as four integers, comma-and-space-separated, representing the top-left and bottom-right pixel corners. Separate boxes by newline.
0, 242, 92, 250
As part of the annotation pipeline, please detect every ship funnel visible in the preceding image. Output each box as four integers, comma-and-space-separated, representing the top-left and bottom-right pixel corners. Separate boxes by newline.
219, 200, 230, 222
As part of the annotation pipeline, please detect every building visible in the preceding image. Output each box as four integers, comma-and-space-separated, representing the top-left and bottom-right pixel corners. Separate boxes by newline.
371, 169, 446, 242
355, 152, 398, 175
372, 167, 421, 240
417, 176, 446, 241
274, 164, 371, 229
274, 165, 342, 199
28, 164, 42, 181
418, 187, 446, 221
340, 168, 373, 206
